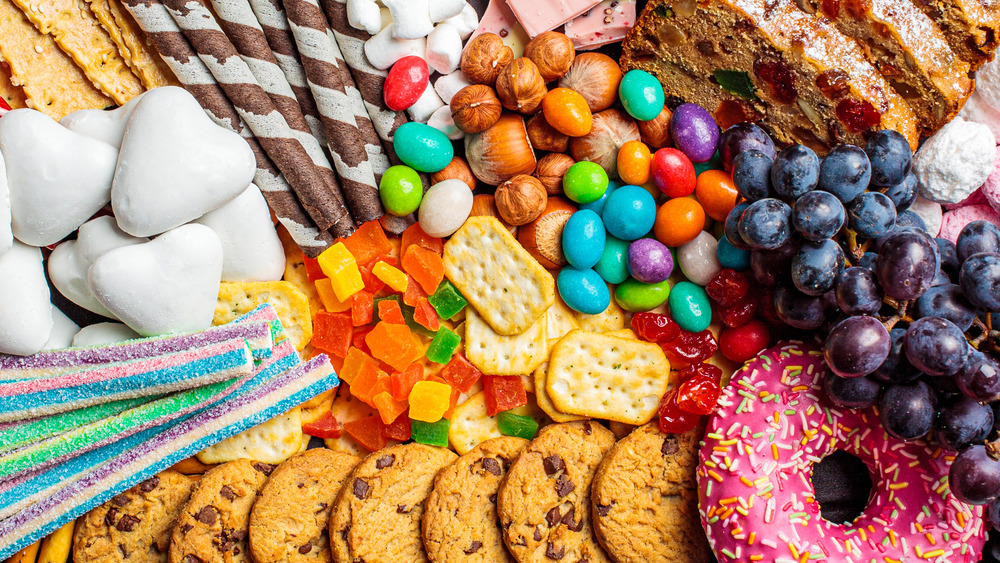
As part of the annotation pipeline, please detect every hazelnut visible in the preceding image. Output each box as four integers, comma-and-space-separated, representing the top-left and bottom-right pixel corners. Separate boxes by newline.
464, 112, 537, 186
495, 58, 547, 115
460, 33, 513, 86
638, 106, 673, 149
517, 197, 577, 269
450, 85, 502, 134
470, 193, 517, 235
526, 113, 568, 153
569, 108, 640, 180
524, 31, 575, 82
430, 156, 476, 190
494, 174, 547, 226
558, 52, 623, 112
534, 153, 575, 195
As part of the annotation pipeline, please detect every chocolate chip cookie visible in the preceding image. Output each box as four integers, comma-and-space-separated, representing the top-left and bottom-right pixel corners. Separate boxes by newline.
73, 470, 196, 562
422, 436, 528, 562
329, 443, 457, 563
497, 421, 615, 563
168, 458, 275, 563
591, 423, 712, 563
248, 449, 360, 563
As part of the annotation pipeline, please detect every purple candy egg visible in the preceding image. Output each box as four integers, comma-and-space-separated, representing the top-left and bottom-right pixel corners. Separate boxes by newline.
669, 103, 720, 164
627, 238, 673, 284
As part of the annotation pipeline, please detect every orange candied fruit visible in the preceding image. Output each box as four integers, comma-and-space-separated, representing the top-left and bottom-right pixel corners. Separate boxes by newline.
401, 246, 445, 295
339, 220, 392, 266
401, 223, 443, 257
654, 197, 706, 248
365, 321, 420, 372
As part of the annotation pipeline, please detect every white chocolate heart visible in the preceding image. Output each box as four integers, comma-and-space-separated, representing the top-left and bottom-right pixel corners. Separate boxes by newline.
0, 148, 11, 258
72, 322, 141, 347
59, 91, 146, 149
0, 241, 53, 355
41, 308, 80, 351
48, 216, 148, 319
0, 109, 118, 247
195, 185, 285, 282
89, 223, 223, 336
112, 87, 256, 237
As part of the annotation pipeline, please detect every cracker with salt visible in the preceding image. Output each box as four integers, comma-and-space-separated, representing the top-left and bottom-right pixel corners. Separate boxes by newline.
0, 62, 26, 109
533, 358, 586, 424
0, 0, 111, 118
87, 0, 175, 89
443, 216, 554, 336
547, 329, 669, 425
574, 295, 625, 333
9, 0, 142, 105
197, 407, 304, 465
464, 307, 546, 376
215, 281, 312, 351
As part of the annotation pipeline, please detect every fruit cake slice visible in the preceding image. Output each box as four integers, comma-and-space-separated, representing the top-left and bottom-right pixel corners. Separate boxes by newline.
795, 0, 972, 134
909, 0, 1000, 70
620, 0, 919, 154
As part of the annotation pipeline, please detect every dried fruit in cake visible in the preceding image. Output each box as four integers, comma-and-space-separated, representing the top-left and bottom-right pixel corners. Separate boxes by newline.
908, 0, 1000, 70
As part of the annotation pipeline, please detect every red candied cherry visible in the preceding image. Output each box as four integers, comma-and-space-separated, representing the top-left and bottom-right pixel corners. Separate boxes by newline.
718, 296, 758, 328
651, 147, 696, 198
658, 389, 700, 434
705, 268, 749, 307
719, 320, 770, 363
676, 370, 722, 415
630, 312, 681, 344
661, 329, 718, 369
676, 362, 723, 385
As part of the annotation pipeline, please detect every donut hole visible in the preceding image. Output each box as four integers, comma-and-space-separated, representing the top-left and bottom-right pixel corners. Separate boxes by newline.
811, 450, 874, 525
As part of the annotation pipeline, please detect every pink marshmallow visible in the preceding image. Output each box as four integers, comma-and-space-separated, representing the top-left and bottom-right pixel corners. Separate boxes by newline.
981, 146, 1000, 213
944, 187, 989, 210
938, 204, 1000, 242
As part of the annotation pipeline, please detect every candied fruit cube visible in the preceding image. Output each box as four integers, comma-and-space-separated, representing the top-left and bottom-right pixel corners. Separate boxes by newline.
483, 376, 527, 416
403, 275, 427, 307
497, 411, 538, 440
428, 280, 467, 321
408, 380, 453, 422
373, 261, 409, 293
302, 411, 341, 439
402, 246, 445, 295
315, 278, 352, 312
377, 299, 406, 324
438, 354, 481, 394
411, 418, 449, 447
391, 362, 424, 402
343, 416, 387, 451
340, 220, 392, 266
425, 327, 460, 364
338, 347, 377, 385
366, 322, 421, 372
318, 243, 364, 301
373, 391, 409, 424
413, 298, 440, 331
303, 254, 327, 281
351, 362, 390, 407
401, 223, 443, 257
351, 291, 374, 326
311, 311, 352, 358
383, 412, 411, 441
352, 325, 374, 355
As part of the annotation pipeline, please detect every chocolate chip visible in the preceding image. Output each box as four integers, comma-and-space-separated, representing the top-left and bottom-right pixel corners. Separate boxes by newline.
545, 507, 561, 526
661, 436, 678, 456
555, 474, 575, 498
118, 544, 128, 557
376, 454, 395, 469
482, 458, 501, 476
233, 547, 241, 555
514, 536, 527, 546
546, 542, 566, 559
464, 541, 483, 554
182, 555, 203, 563
298, 483, 305, 488
575, 559, 590, 563
219, 485, 236, 501
499, 455, 512, 471
181, 524, 193, 534
252, 462, 275, 475
316, 502, 329, 514
138, 476, 160, 492
104, 507, 118, 527
111, 494, 130, 507
353, 478, 370, 499
596, 502, 614, 517
116, 514, 140, 532
195, 507, 217, 525
489, 493, 497, 504
298, 542, 312, 554
231, 529, 248, 541
543, 455, 564, 476
397, 504, 411, 514
340, 524, 351, 541
582, 421, 592, 435
533, 528, 542, 541
564, 508, 582, 531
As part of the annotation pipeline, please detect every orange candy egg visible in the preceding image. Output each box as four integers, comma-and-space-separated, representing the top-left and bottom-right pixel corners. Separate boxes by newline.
694, 169, 739, 222
654, 197, 706, 247
617, 140, 652, 186
542, 88, 593, 137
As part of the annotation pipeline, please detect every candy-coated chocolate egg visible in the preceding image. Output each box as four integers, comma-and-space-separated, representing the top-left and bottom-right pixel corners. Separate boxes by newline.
384, 56, 429, 111
669, 103, 719, 163
677, 231, 722, 286
562, 209, 606, 269
619, 69, 664, 122
418, 179, 473, 237
594, 235, 630, 284
557, 267, 610, 315
668, 281, 712, 332
602, 184, 656, 240
627, 237, 673, 284
379, 165, 423, 216
614, 277, 671, 312
563, 161, 609, 204
393, 122, 454, 173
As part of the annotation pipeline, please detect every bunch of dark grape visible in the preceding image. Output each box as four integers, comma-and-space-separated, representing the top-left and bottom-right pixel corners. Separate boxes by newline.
723, 124, 1000, 510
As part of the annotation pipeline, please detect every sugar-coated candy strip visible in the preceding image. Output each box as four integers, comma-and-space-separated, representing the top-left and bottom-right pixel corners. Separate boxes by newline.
0, 397, 151, 455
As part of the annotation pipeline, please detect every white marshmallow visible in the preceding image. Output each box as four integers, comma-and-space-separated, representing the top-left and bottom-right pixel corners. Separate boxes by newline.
974, 55, 1000, 113
364, 24, 426, 70
428, 0, 465, 23
195, 185, 286, 282
0, 148, 10, 258
444, 3, 478, 39
0, 241, 53, 356
72, 322, 141, 347
434, 71, 473, 105
346, 0, 382, 35
113, 86, 256, 238
48, 216, 148, 319
426, 23, 463, 74
41, 308, 80, 351
427, 105, 464, 140
89, 224, 224, 337
383, 0, 434, 39
909, 196, 943, 237
0, 109, 117, 247
407, 81, 445, 124
914, 116, 997, 204
59, 92, 145, 149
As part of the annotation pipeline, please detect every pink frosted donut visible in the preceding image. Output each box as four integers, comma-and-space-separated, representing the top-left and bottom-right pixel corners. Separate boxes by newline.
698, 342, 986, 563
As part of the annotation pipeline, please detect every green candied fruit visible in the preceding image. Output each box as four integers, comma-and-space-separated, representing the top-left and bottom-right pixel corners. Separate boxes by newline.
712, 69, 759, 101
496, 411, 539, 440
428, 280, 467, 320
411, 418, 450, 447
425, 327, 461, 364
653, 4, 674, 17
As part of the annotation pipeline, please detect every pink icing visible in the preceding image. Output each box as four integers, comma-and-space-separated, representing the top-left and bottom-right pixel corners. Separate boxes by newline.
698, 342, 985, 563
939, 204, 1000, 242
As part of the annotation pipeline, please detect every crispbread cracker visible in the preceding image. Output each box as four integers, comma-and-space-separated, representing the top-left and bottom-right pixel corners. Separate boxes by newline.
87, 0, 174, 88
9, 0, 142, 105
0, 0, 111, 118
545, 297, 579, 345
547, 330, 670, 425
0, 62, 26, 109
464, 307, 546, 376
533, 358, 586, 423
215, 281, 312, 351
197, 408, 303, 465
606, 328, 638, 340
574, 295, 625, 333
448, 391, 503, 455
443, 216, 554, 336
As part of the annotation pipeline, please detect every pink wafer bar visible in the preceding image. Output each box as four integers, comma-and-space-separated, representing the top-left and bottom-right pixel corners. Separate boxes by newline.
504, 0, 601, 37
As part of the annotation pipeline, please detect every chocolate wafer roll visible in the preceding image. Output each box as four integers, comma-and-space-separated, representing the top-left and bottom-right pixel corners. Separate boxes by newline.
120, 0, 334, 257
282, 0, 383, 223
159, 0, 354, 237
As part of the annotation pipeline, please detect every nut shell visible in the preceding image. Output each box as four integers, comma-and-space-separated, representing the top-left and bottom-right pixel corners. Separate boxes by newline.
638, 106, 673, 149
534, 153, 575, 195
495, 58, 547, 115
526, 113, 569, 153
524, 31, 575, 82
558, 52, 622, 113
495, 174, 547, 226
464, 112, 537, 186
569, 108, 640, 180
517, 196, 577, 269
430, 156, 477, 190
461, 33, 514, 86
450, 84, 502, 133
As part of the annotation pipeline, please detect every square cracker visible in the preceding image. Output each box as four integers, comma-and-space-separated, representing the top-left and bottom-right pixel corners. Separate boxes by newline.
197, 407, 303, 465
547, 329, 669, 425
443, 216, 554, 336
545, 297, 579, 345
449, 390, 548, 455
464, 307, 546, 376
533, 359, 585, 424
215, 281, 313, 351
574, 295, 625, 333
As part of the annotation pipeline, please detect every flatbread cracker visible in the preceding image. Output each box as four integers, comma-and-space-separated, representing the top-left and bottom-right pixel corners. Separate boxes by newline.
545, 297, 579, 345
9, 0, 142, 104
448, 391, 503, 455
215, 281, 313, 351
91, 0, 175, 88
197, 408, 303, 465
547, 330, 670, 425
0, 0, 111, 118
443, 216, 554, 336
0, 61, 26, 109
464, 307, 547, 376
533, 358, 586, 424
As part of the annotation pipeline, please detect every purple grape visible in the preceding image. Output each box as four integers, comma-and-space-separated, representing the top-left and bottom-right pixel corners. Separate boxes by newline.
904, 317, 970, 376
989, 497, 1000, 530
936, 237, 960, 280
960, 252, 1000, 312
817, 144, 871, 203
957, 350, 1000, 403
738, 198, 792, 250
822, 372, 881, 409
732, 150, 774, 202
791, 240, 844, 296
835, 267, 883, 316
773, 286, 833, 330
949, 444, 1000, 504
914, 284, 977, 331
824, 316, 890, 377
719, 122, 776, 171
770, 144, 819, 200
875, 229, 939, 300
750, 240, 798, 287
879, 380, 936, 440
791, 190, 845, 242
871, 328, 921, 384
865, 130, 912, 187
848, 192, 897, 239
957, 220, 1000, 262
934, 394, 994, 450
882, 172, 918, 210
724, 202, 751, 250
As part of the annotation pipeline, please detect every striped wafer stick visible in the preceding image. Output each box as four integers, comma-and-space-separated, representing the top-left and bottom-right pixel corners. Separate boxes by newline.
119, 0, 337, 255
282, 0, 383, 223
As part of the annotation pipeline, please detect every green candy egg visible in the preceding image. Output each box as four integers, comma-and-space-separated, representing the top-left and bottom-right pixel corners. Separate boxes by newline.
392, 122, 454, 173
379, 165, 423, 216
562, 161, 609, 204
619, 69, 665, 121
594, 235, 630, 284
667, 281, 712, 332
614, 277, 671, 312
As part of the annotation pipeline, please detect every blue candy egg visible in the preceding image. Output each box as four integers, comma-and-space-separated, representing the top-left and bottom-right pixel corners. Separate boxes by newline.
579, 180, 620, 216
601, 184, 656, 240
619, 69, 665, 121
562, 210, 606, 269
557, 267, 611, 315
716, 236, 751, 270
594, 235, 630, 284
392, 122, 453, 173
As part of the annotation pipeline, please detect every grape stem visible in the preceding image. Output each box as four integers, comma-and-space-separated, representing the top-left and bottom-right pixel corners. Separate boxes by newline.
880, 298, 910, 331
987, 440, 1000, 461
844, 228, 870, 263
